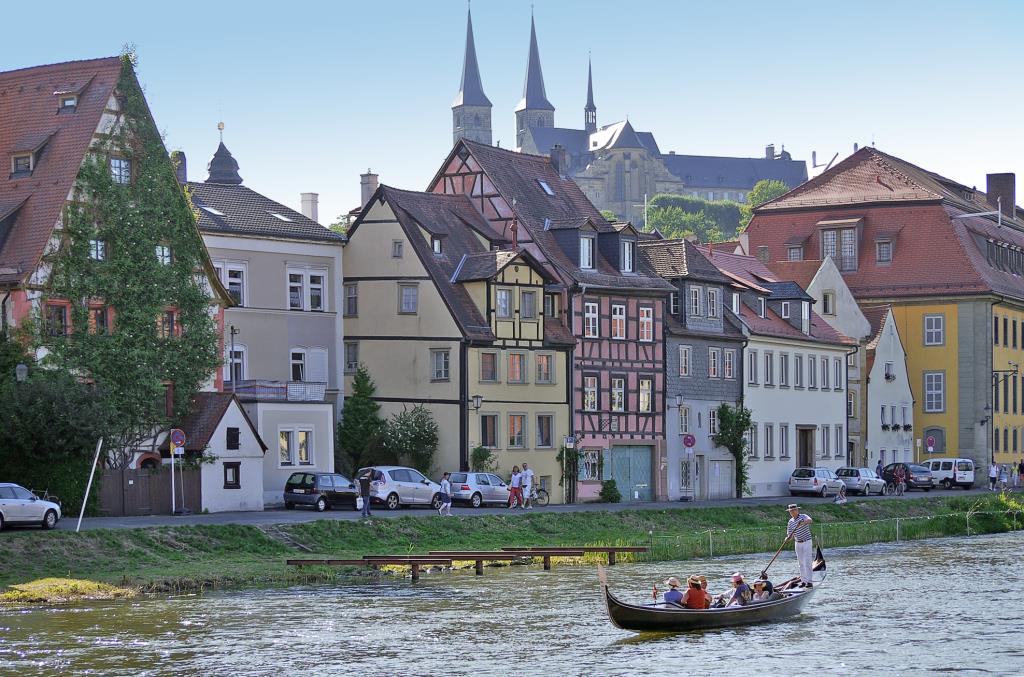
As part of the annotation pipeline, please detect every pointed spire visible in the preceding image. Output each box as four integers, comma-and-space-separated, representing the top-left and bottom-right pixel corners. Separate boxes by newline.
585, 56, 596, 112
206, 141, 242, 185
515, 14, 554, 112
452, 5, 491, 108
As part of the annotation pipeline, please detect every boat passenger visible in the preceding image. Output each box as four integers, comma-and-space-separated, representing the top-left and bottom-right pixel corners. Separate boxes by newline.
726, 572, 752, 607
751, 579, 769, 602
663, 577, 684, 604
698, 575, 712, 608
682, 576, 706, 609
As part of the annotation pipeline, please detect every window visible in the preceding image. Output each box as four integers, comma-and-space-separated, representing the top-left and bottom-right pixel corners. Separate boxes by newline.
689, 287, 702, 316
223, 462, 241, 490
779, 353, 789, 387
584, 376, 598, 411
924, 372, 945, 412
226, 267, 245, 306
290, 350, 306, 381
611, 378, 625, 412
801, 301, 810, 334
834, 358, 843, 389
309, 274, 324, 311
508, 414, 525, 448
680, 406, 691, 434
763, 351, 774, 386
89, 239, 107, 261
835, 425, 844, 458
480, 414, 497, 447
494, 288, 513, 319
709, 348, 721, 378
994, 315, 999, 345
521, 291, 537, 320
808, 356, 817, 388
399, 284, 418, 314
507, 352, 526, 383
731, 293, 740, 314
924, 314, 944, 345
822, 227, 857, 271
764, 423, 775, 458
297, 430, 311, 465
884, 361, 895, 380
901, 405, 908, 426
1014, 319, 1019, 349
278, 429, 313, 466
289, 274, 305, 310
747, 350, 758, 385
788, 246, 803, 261
344, 342, 359, 373
432, 237, 443, 255
821, 358, 829, 389
226, 428, 240, 450
110, 157, 132, 184
225, 344, 246, 382
777, 301, 789, 319
13, 154, 32, 174
344, 284, 358, 316
60, 95, 77, 110
621, 240, 635, 273
794, 354, 804, 387
876, 240, 892, 263
480, 352, 498, 382
536, 353, 553, 383
748, 423, 758, 458
707, 289, 720, 318
584, 302, 599, 338
679, 345, 692, 377
544, 293, 555, 318
669, 292, 680, 315
848, 391, 855, 417
89, 306, 108, 335
538, 179, 555, 196
639, 378, 653, 413
611, 304, 626, 339
155, 245, 171, 265
709, 408, 719, 435
758, 297, 766, 318
639, 307, 654, 342
724, 349, 735, 379
821, 425, 830, 458
583, 450, 601, 480
392, 240, 404, 258
580, 236, 595, 269
536, 415, 553, 448
1004, 316, 1010, 347
159, 310, 176, 338
780, 424, 790, 458
432, 349, 451, 381
822, 291, 835, 315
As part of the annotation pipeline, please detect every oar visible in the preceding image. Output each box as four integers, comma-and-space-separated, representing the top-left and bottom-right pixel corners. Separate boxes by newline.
760, 531, 795, 579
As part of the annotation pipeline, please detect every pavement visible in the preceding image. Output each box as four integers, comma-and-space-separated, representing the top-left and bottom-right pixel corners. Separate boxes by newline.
47, 485, 1014, 532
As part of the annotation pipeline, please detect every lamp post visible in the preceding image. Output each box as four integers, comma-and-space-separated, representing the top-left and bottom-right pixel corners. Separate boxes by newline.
15, 362, 28, 383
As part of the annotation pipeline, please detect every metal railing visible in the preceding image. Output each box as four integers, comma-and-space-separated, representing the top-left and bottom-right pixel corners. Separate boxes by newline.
229, 379, 327, 402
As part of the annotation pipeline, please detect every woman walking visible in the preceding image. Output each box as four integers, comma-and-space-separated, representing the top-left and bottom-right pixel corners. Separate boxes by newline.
508, 466, 523, 509
438, 472, 453, 516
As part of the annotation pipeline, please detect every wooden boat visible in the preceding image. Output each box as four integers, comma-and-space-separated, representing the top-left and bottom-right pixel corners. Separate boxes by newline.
600, 547, 826, 633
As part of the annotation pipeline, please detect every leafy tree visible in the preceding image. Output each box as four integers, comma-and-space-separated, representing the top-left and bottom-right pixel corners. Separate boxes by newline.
336, 365, 385, 472
470, 445, 498, 473
383, 404, 440, 475
646, 193, 741, 241
712, 403, 753, 497
746, 179, 790, 208
599, 209, 619, 222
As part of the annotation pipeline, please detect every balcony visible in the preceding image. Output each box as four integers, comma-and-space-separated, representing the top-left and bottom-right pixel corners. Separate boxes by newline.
228, 379, 327, 402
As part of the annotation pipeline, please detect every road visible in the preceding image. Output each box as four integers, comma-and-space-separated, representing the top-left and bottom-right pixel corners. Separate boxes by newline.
50, 485, 1012, 532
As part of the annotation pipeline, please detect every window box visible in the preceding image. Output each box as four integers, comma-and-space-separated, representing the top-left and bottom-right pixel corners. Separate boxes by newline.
881, 423, 891, 431
902, 424, 913, 432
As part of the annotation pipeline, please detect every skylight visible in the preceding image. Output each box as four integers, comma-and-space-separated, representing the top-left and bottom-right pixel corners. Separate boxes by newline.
200, 205, 225, 216
537, 179, 555, 196
268, 212, 293, 222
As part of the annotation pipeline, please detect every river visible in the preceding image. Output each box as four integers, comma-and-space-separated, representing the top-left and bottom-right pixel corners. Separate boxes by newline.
3, 532, 1023, 676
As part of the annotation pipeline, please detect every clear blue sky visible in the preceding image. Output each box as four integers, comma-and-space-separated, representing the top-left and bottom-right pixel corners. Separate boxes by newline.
5, 0, 1023, 224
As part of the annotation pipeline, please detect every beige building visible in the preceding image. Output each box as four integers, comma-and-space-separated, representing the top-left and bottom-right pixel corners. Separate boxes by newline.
344, 185, 573, 500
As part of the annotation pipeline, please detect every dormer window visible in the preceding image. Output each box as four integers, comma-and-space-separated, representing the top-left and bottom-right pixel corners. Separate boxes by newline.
787, 246, 803, 261
621, 240, 635, 273
432, 237, 443, 255
11, 154, 32, 176
59, 95, 78, 111
731, 292, 740, 314
801, 301, 811, 334
876, 239, 893, 264
758, 298, 766, 318
781, 301, 790, 319
537, 179, 555, 196
580, 235, 595, 269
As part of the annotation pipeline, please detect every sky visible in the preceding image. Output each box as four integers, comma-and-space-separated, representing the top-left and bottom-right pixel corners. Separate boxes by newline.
4, 0, 1023, 225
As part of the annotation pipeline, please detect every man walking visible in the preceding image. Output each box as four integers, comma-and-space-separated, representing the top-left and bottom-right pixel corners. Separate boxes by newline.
875, 458, 884, 479
358, 469, 373, 518
786, 504, 814, 588
989, 463, 999, 491
521, 462, 535, 509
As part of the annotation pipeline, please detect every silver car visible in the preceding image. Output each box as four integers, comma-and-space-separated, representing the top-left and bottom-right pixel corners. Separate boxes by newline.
836, 467, 886, 495
449, 472, 511, 507
358, 466, 443, 511
788, 467, 844, 497
0, 483, 62, 530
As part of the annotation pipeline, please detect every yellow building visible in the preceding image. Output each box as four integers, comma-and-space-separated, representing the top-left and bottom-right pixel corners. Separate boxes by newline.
990, 303, 1024, 466
343, 185, 572, 501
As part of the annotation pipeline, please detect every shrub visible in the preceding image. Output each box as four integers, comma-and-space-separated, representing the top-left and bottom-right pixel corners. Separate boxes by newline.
599, 479, 622, 503
470, 445, 498, 473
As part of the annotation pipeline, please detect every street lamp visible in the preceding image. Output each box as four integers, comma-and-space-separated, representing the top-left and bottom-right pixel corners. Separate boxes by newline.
471, 394, 483, 411
14, 363, 28, 383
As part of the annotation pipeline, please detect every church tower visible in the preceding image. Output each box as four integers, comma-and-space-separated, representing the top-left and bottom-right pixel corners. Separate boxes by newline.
584, 56, 597, 134
452, 6, 492, 146
514, 14, 555, 150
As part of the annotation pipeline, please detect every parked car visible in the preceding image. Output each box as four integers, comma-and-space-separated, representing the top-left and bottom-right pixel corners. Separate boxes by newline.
881, 463, 934, 491
789, 467, 844, 497
836, 467, 887, 495
283, 472, 359, 511
449, 472, 511, 507
923, 458, 975, 489
0, 483, 62, 530
357, 466, 443, 511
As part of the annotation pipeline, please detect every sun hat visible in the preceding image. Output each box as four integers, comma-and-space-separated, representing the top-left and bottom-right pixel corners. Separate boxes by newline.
731, 572, 744, 583
752, 579, 766, 588
787, 503, 800, 511
687, 575, 701, 587
664, 576, 681, 588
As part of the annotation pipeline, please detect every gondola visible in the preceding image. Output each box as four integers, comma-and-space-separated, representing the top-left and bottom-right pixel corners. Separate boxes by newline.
600, 547, 826, 633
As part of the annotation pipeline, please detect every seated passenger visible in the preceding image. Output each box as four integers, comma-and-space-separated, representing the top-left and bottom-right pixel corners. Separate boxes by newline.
663, 577, 684, 604
751, 579, 770, 602
683, 576, 706, 609
698, 575, 712, 608
726, 572, 753, 607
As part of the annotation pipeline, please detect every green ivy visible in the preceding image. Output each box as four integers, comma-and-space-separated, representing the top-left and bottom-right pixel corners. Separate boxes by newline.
30, 54, 220, 465
712, 402, 753, 497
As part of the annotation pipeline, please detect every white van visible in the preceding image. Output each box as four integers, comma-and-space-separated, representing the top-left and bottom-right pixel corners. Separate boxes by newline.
924, 458, 975, 489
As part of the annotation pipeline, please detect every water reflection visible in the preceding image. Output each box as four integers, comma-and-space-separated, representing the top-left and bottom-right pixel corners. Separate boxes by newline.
2, 533, 1023, 676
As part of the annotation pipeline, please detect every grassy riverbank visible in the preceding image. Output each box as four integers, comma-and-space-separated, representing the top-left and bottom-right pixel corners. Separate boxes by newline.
1, 493, 1019, 595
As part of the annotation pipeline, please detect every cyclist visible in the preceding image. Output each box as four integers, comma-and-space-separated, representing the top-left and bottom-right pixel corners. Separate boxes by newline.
893, 465, 906, 496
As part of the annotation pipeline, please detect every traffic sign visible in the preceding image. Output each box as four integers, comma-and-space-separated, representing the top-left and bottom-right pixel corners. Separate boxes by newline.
170, 428, 186, 455
683, 434, 696, 448
563, 435, 575, 449
926, 435, 935, 453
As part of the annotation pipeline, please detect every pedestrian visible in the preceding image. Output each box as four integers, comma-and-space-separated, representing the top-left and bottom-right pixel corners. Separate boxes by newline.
989, 463, 999, 491
508, 466, 523, 508
438, 472, 453, 516
875, 458, 884, 478
999, 465, 1009, 492
786, 503, 814, 588
521, 462, 535, 509
1018, 459, 1024, 486
357, 468, 373, 518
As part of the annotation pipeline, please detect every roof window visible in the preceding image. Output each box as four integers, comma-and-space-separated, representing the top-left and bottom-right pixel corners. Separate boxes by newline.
200, 205, 225, 217
11, 154, 32, 177
268, 212, 293, 222
537, 179, 555, 196
59, 95, 78, 112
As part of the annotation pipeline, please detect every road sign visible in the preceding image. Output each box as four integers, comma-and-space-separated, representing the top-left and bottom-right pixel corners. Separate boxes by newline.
170, 428, 186, 455
563, 435, 575, 449
926, 435, 935, 453
683, 434, 696, 449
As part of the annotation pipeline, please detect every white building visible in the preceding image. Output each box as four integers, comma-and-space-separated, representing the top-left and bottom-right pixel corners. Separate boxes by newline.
862, 306, 915, 466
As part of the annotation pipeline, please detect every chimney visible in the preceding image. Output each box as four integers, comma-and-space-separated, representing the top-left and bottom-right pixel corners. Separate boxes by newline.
360, 168, 379, 208
550, 144, 567, 176
510, 218, 519, 250
811, 150, 817, 167
853, 142, 859, 153
300, 192, 319, 222
171, 151, 187, 184
986, 173, 1016, 219
765, 144, 775, 160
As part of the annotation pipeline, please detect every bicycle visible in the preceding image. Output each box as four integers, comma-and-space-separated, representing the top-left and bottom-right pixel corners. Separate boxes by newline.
509, 486, 550, 508
885, 480, 906, 497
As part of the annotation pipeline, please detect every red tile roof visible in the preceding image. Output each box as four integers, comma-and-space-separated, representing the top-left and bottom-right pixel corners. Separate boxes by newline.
159, 391, 266, 453
0, 57, 124, 285
766, 260, 822, 292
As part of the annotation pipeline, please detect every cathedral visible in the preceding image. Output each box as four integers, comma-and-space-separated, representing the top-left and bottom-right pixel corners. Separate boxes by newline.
452, 9, 808, 225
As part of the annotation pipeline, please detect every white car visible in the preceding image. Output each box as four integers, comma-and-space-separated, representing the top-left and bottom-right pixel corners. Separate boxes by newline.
788, 467, 844, 497
0, 483, 62, 530
357, 466, 443, 511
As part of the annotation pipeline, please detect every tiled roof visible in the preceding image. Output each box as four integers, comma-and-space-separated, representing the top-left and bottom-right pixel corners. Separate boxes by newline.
159, 391, 266, 453
637, 239, 731, 285
661, 152, 807, 191
0, 57, 123, 285
759, 281, 813, 301
861, 305, 891, 351
766, 260, 822, 292
452, 250, 519, 282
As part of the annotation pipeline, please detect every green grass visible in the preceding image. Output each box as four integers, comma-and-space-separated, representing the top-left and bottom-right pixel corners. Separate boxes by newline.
0, 494, 1018, 594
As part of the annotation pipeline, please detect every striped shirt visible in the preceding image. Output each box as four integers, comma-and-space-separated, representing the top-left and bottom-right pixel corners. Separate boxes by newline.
787, 514, 812, 542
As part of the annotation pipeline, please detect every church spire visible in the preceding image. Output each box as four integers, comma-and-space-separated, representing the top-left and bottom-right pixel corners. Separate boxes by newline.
452, 4, 492, 146
584, 55, 597, 134
514, 13, 555, 150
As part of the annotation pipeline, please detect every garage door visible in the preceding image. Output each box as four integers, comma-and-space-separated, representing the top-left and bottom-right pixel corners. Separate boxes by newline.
708, 460, 734, 500
610, 446, 653, 501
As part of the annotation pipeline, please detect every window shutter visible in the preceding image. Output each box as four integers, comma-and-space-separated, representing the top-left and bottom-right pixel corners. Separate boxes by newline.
577, 455, 588, 482
308, 348, 329, 383
601, 448, 612, 481
226, 427, 240, 450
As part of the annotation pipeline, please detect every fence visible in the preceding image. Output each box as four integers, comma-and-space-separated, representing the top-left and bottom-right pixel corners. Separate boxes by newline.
99, 467, 201, 517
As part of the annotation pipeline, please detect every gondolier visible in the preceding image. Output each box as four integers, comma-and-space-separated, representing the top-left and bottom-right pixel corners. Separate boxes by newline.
786, 504, 814, 588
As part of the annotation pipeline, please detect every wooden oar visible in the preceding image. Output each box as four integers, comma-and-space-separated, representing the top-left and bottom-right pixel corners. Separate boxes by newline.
760, 531, 795, 579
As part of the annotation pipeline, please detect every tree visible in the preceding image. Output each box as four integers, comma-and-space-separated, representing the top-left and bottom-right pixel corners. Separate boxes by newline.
600, 209, 619, 222
646, 193, 741, 242
383, 405, 439, 475
746, 179, 790, 208
470, 445, 498, 473
712, 402, 753, 497
336, 365, 385, 473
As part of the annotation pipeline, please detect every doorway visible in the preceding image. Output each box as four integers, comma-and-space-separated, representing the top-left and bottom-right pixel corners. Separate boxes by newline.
797, 427, 815, 467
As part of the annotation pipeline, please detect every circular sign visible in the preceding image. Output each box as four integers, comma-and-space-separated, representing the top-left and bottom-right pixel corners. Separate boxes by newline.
683, 434, 696, 448
926, 435, 936, 448
170, 429, 186, 447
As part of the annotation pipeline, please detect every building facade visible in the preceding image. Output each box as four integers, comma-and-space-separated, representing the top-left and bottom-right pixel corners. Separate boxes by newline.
862, 306, 915, 466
